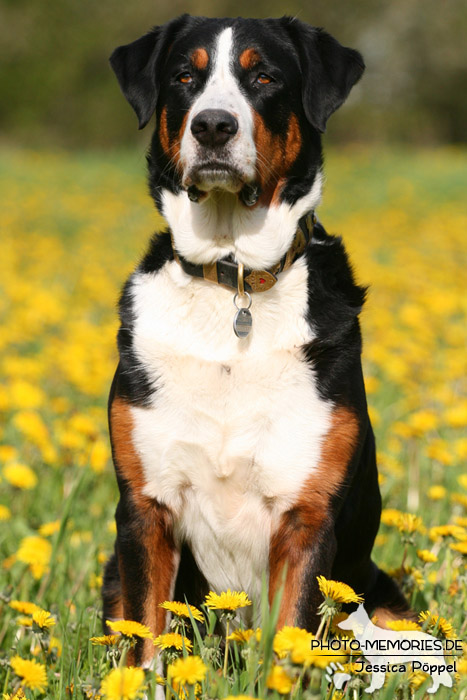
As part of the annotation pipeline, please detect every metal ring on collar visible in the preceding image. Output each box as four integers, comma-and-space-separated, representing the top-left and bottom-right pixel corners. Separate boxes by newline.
233, 291, 252, 310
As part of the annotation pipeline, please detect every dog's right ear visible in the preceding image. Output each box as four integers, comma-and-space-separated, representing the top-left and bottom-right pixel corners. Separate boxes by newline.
110, 15, 188, 129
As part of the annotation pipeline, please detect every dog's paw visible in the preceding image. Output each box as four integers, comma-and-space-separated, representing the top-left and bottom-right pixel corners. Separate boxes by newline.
325, 661, 351, 690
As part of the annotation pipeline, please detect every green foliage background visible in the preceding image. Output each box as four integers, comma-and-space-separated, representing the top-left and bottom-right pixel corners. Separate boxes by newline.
1, 0, 466, 148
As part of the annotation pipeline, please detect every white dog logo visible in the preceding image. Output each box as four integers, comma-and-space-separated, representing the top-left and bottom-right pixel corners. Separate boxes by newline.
335, 604, 454, 694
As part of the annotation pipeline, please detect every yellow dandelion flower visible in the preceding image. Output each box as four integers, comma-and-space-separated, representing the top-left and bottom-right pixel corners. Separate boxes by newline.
451, 541, 467, 555
159, 601, 204, 622
444, 403, 467, 428
204, 589, 252, 611
13, 411, 49, 445
227, 628, 261, 643
454, 517, 467, 528
309, 644, 346, 669
386, 620, 421, 631
10, 656, 47, 692
0, 445, 18, 462
380, 508, 403, 527
2, 689, 26, 700
317, 576, 363, 604
331, 612, 353, 637
68, 413, 97, 436
90, 439, 110, 473
417, 549, 438, 563
408, 410, 438, 434
274, 626, 345, 667
274, 626, 312, 658
458, 474, 467, 490
32, 609, 55, 630
457, 658, 467, 675
374, 534, 388, 546
451, 492, 467, 507
427, 485, 446, 501
397, 513, 423, 534
100, 667, 146, 700
90, 573, 103, 589
48, 636, 62, 656
170, 680, 203, 697
455, 439, 467, 460
429, 524, 467, 541
3, 463, 37, 490
419, 612, 456, 639
267, 665, 294, 694
90, 635, 120, 646
9, 600, 41, 615
17, 616, 33, 627
388, 565, 424, 590
290, 638, 315, 665
0, 504, 11, 520
38, 520, 61, 537
16, 535, 52, 579
106, 620, 153, 640
154, 633, 192, 652
409, 671, 430, 689
168, 656, 207, 685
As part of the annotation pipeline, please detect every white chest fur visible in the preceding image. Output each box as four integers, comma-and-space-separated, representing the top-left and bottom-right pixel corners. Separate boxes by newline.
129, 254, 333, 601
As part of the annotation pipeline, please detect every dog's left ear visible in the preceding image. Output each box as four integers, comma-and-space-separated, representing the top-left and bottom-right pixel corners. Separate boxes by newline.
284, 18, 365, 133
110, 14, 189, 129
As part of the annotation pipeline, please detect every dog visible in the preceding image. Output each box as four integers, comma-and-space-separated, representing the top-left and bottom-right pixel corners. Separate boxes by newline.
102, 14, 411, 668
337, 605, 454, 694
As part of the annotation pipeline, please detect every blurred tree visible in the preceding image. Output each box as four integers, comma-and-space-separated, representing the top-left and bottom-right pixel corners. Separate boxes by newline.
0, 0, 465, 148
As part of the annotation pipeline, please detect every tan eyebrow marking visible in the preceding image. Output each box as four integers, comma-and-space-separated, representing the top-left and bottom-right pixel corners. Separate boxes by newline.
239, 48, 261, 70
191, 48, 209, 70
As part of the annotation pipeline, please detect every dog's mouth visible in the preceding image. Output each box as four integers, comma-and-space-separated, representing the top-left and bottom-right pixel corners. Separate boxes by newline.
183, 161, 246, 193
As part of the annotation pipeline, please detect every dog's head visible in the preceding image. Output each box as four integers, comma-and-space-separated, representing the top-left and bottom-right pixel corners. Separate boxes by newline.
111, 15, 364, 211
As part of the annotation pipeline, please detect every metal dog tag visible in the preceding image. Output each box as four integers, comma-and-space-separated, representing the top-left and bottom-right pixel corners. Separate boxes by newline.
233, 292, 253, 338
233, 308, 252, 338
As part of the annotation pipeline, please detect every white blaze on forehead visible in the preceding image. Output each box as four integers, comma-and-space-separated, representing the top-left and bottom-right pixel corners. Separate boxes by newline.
190, 26, 252, 118
179, 27, 256, 183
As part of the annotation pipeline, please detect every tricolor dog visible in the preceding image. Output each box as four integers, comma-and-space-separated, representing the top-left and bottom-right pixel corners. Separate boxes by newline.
103, 15, 410, 667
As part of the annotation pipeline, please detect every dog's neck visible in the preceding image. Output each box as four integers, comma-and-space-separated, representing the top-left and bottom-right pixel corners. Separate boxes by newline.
160, 173, 323, 269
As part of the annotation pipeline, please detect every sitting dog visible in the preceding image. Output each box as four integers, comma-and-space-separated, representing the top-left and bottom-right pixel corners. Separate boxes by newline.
103, 14, 410, 667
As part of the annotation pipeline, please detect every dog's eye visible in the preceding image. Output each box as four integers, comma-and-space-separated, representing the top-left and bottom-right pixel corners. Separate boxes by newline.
256, 73, 273, 85
177, 72, 193, 84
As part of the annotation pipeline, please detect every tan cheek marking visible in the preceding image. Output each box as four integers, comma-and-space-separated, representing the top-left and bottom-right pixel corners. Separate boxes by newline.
254, 112, 303, 206
253, 111, 283, 187
159, 106, 171, 158
283, 113, 302, 171
269, 406, 359, 627
159, 107, 187, 170
191, 47, 209, 70
239, 47, 261, 70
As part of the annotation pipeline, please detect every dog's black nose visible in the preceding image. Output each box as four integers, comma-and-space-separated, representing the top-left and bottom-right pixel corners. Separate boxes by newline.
191, 109, 238, 147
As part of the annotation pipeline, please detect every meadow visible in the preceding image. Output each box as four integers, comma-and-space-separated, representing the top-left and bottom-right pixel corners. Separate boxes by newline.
0, 145, 466, 699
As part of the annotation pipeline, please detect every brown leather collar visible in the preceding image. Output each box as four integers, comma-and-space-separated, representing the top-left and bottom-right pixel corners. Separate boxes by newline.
170, 212, 316, 293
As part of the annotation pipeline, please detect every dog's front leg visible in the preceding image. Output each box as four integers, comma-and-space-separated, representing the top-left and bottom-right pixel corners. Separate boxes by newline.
269, 406, 360, 631
109, 391, 179, 666
116, 493, 178, 666
269, 512, 337, 632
